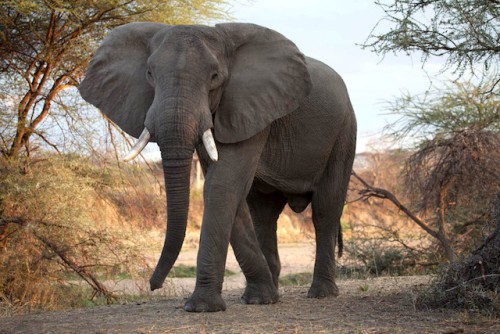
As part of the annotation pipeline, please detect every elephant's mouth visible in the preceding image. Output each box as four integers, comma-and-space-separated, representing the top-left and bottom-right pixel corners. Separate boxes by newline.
122, 127, 218, 162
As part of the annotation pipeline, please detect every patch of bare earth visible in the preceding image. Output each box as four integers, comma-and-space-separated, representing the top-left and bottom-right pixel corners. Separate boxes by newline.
1, 275, 498, 334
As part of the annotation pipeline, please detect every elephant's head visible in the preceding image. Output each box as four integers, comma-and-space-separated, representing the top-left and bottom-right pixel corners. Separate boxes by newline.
79, 22, 311, 290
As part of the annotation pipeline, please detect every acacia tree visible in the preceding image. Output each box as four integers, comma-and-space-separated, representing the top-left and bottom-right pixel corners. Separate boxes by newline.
0, 0, 229, 161
363, 0, 500, 79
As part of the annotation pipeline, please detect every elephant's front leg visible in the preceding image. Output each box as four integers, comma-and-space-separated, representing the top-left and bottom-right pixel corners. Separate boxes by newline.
184, 129, 270, 312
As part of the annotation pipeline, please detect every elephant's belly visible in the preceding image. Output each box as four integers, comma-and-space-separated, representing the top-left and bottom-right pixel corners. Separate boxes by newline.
251, 177, 312, 213
255, 114, 338, 194
254, 164, 321, 195
255, 136, 335, 195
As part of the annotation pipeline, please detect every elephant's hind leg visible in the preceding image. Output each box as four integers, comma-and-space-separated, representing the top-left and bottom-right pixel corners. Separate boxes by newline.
247, 188, 287, 288
231, 201, 280, 305
308, 197, 341, 298
308, 130, 355, 298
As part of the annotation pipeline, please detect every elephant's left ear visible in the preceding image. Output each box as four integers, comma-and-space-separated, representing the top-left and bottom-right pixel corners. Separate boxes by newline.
214, 23, 312, 143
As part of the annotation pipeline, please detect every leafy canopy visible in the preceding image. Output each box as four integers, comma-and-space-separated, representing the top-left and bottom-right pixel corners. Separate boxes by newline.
386, 78, 500, 143
363, 0, 500, 76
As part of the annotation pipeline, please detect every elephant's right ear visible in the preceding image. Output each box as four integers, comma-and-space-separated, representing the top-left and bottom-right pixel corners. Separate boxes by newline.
79, 22, 169, 139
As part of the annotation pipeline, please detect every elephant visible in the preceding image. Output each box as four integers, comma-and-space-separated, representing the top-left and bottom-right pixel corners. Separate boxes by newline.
79, 22, 356, 312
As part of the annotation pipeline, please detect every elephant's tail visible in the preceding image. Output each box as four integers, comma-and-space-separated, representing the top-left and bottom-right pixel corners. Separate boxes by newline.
338, 223, 343, 258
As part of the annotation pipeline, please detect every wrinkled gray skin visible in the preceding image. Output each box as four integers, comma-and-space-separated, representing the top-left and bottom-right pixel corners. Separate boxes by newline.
79, 22, 356, 312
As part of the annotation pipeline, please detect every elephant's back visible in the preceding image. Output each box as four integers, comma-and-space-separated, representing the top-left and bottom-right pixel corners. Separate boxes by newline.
303, 57, 353, 120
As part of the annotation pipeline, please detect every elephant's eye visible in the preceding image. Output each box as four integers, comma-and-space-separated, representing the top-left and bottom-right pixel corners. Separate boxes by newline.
146, 69, 153, 80
209, 71, 222, 90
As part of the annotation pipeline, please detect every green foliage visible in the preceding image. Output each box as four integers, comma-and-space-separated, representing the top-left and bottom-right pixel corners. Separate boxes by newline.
386, 79, 500, 143
358, 284, 369, 292
1, 0, 230, 71
363, 0, 500, 76
168, 265, 197, 278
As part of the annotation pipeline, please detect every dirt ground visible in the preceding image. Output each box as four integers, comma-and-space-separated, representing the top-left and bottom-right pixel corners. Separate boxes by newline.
1, 244, 499, 333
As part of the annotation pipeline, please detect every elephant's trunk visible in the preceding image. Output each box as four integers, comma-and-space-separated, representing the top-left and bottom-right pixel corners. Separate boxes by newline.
149, 98, 199, 290
150, 151, 193, 290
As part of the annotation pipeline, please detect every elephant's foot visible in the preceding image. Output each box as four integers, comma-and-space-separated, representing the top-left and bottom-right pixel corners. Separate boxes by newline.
241, 281, 279, 305
307, 279, 339, 298
184, 291, 226, 312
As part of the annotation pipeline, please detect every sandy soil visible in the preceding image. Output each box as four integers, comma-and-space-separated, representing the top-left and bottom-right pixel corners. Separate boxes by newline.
1, 244, 499, 334
100, 243, 317, 295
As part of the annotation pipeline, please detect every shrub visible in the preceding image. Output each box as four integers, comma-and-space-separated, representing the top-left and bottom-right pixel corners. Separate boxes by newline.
0, 156, 148, 313
416, 195, 500, 315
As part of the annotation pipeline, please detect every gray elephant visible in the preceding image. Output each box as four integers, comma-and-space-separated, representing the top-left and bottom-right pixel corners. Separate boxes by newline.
79, 22, 356, 312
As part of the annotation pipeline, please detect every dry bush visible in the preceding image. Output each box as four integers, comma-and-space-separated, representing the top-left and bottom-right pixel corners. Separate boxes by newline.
417, 194, 500, 315
374, 79, 500, 261
0, 156, 151, 313
348, 127, 500, 266
404, 129, 500, 254
82, 158, 167, 230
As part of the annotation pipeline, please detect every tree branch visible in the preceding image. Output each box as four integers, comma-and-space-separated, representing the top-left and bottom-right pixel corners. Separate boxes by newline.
34, 232, 115, 303
33, 130, 61, 154
352, 170, 440, 240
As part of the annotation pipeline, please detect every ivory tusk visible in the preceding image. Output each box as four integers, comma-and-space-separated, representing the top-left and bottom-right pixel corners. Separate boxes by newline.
123, 128, 151, 162
202, 129, 218, 162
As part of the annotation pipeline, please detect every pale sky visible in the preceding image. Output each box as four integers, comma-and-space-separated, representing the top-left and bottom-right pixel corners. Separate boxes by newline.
225, 0, 444, 152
